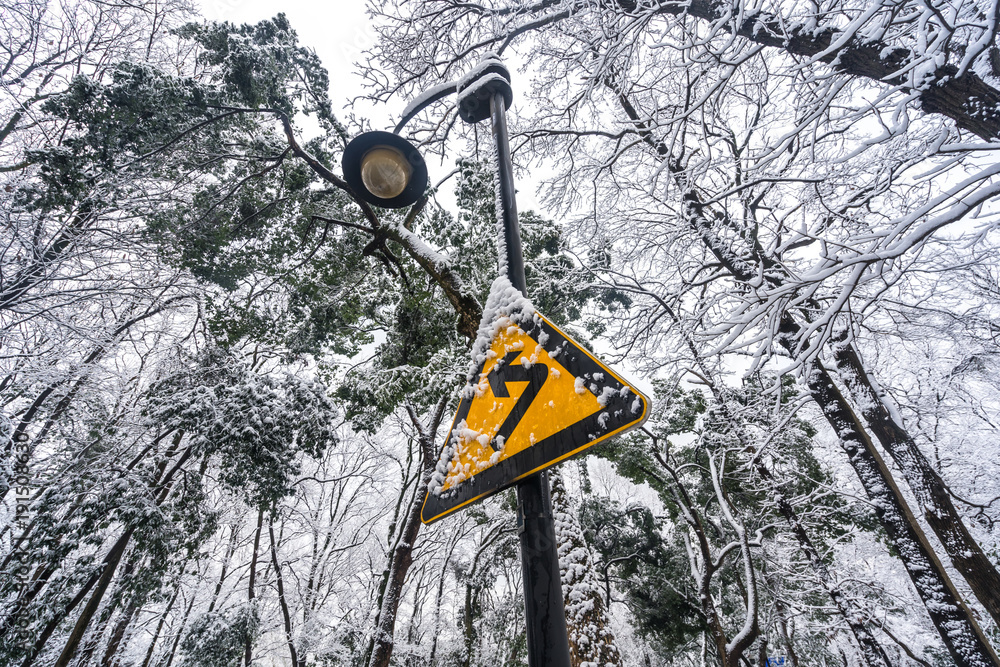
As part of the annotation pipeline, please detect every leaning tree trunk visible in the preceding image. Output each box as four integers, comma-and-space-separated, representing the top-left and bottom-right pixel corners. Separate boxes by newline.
796, 348, 998, 666
697, 361, 893, 667
50, 525, 136, 667
158, 585, 198, 667
138, 582, 181, 667
0, 428, 184, 641
101, 596, 139, 666
831, 335, 1000, 626
367, 459, 433, 667
19, 445, 193, 667
269, 521, 301, 667
244, 507, 264, 667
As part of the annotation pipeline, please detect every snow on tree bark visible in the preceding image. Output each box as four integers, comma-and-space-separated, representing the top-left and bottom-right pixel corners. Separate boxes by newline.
800, 356, 998, 667
550, 470, 623, 667
831, 332, 1000, 627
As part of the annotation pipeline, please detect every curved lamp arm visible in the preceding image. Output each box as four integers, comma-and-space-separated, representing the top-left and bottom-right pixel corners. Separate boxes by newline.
392, 53, 511, 134
393, 81, 459, 134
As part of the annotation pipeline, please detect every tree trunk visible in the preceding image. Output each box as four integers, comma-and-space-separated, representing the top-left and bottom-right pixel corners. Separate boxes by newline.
367, 467, 431, 667
367, 401, 444, 667
101, 597, 139, 666
774, 601, 799, 667
9, 566, 97, 662
73, 593, 119, 667
703, 385, 892, 666
363, 437, 421, 667
159, 587, 198, 667
831, 336, 1000, 626
0, 431, 185, 648
50, 526, 136, 667
208, 522, 240, 615
461, 582, 478, 667
138, 583, 181, 667
245, 507, 264, 667
549, 471, 623, 667
21, 445, 193, 667
269, 520, 300, 667
796, 350, 998, 666
428, 532, 460, 665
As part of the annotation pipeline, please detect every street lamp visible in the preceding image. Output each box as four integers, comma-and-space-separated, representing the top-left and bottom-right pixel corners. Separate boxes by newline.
341, 53, 513, 209
341, 130, 428, 209
346, 54, 571, 667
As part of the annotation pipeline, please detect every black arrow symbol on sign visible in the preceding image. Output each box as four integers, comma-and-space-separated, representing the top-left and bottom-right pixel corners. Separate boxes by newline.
487, 350, 548, 451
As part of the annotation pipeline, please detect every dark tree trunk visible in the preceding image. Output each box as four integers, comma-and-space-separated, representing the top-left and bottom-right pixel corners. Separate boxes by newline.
832, 338, 1000, 626
101, 597, 139, 666
208, 522, 240, 615
244, 507, 264, 667
159, 587, 198, 667
138, 583, 181, 667
367, 400, 445, 667
23, 446, 193, 667
367, 469, 431, 667
18, 568, 100, 667
49, 526, 136, 667
268, 520, 300, 667
461, 583, 477, 667
796, 350, 998, 666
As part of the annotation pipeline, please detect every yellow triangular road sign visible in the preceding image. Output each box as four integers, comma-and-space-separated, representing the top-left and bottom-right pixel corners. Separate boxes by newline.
422, 311, 649, 523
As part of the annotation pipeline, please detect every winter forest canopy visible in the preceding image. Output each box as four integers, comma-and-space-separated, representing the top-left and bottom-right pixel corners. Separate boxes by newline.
2, 0, 1000, 665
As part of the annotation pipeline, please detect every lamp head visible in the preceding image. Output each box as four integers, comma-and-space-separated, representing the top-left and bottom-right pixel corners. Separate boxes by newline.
342, 131, 428, 209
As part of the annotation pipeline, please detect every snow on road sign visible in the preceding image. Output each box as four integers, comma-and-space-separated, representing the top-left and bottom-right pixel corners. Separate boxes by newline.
421, 311, 649, 524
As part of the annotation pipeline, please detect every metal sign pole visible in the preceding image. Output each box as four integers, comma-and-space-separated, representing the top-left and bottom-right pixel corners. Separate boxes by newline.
397, 52, 645, 664
488, 87, 572, 667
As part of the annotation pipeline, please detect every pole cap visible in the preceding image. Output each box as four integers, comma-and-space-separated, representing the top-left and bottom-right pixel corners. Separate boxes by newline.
457, 54, 513, 124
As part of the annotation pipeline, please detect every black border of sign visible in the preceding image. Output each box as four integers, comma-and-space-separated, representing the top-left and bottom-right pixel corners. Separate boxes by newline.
421, 313, 650, 524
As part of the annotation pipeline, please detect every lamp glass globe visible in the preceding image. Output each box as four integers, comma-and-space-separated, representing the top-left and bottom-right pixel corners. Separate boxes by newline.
360, 147, 411, 200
